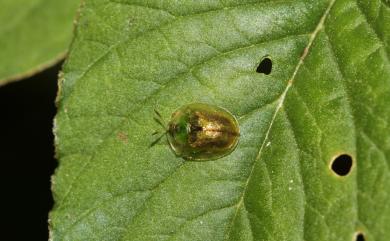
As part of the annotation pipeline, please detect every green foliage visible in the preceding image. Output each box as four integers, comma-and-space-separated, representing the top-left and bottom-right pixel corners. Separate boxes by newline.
0, 0, 80, 85
50, 0, 390, 240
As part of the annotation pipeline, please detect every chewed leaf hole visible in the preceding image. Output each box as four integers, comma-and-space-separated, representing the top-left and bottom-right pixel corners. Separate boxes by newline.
356, 232, 365, 241
331, 154, 353, 176
256, 56, 272, 75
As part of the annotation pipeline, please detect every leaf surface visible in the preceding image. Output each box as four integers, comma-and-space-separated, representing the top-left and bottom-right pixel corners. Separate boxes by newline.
0, 0, 80, 85
51, 0, 390, 240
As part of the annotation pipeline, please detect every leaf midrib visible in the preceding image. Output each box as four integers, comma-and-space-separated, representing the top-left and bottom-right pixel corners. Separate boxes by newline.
58, 0, 329, 236
223, 0, 337, 239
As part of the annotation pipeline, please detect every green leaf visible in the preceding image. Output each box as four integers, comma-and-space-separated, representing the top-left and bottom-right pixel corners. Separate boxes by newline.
0, 0, 80, 85
50, 0, 390, 240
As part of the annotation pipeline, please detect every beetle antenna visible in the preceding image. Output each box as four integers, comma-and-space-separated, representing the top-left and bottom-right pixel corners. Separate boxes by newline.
150, 132, 166, 147
154, 109, 168, 131
154, 109, 162, 118
153, 117, 167, 130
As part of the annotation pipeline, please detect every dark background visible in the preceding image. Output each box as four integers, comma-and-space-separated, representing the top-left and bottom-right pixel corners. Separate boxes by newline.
0, 63, 61, 241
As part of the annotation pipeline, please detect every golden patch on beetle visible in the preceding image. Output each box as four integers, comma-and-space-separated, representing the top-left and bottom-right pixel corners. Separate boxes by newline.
189, 111, 239, 150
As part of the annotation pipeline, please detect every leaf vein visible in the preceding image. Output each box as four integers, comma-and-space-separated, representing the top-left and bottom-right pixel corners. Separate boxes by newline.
223, 0, 337, 239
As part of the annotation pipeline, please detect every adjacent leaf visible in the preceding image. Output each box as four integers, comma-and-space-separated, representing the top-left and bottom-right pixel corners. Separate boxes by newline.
51, 0, 390, 240
0, 0, 80, 85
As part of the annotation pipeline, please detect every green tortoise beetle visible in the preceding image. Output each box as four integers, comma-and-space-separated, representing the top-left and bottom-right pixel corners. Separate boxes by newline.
153, 103, 240, 160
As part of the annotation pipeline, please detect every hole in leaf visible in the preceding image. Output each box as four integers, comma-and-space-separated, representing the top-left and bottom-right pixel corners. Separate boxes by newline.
256, 57, 272, 75
331, 154, 353, 176
356, 232, 365, 241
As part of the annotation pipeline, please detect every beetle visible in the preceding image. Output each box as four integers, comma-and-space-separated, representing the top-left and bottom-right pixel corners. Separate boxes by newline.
153, 103, 240, 160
